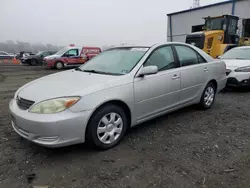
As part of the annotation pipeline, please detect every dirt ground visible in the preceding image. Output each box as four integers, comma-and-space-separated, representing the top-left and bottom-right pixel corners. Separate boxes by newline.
0, 63, 250, 188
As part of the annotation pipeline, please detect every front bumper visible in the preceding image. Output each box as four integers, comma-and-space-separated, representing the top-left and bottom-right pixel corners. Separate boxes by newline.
9, 99, 92, 147
227, 77, 250, 88
21, 59, 29, 64
43, 60, 55, 68
226, 70, 250, 88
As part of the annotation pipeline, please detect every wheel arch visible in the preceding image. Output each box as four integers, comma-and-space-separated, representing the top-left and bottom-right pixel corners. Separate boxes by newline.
86, 99, 132, 129
208, 79, 218, 92
54, 61, 64, 68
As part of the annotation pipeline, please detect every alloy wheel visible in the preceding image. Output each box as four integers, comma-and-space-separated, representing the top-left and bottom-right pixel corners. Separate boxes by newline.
204, 86, 215, 107
97, 112, 123, 144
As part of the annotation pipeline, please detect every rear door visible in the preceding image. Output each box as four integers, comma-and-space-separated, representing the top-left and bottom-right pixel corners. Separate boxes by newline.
173, 44, 209, 105
77, 47, 101, 64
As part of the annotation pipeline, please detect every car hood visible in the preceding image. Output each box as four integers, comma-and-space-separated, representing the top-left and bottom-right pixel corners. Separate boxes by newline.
223, 59, 250, 70
44, 54, 60, 60
17, 70, 130, 102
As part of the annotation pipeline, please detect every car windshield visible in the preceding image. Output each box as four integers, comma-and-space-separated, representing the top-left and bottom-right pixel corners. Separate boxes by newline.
221, 48, 250, 60
79, 47, 148, 75
54, 47, 68, 55
36, 51, 43, 56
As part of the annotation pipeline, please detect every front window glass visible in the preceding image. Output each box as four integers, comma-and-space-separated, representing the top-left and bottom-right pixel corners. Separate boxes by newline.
229, 19, 238, 34
65, 49, 78, 56
144, 46, 178, 71
221, 48, 250, 60
79, 48, 148, 75
206, 18, 225, 30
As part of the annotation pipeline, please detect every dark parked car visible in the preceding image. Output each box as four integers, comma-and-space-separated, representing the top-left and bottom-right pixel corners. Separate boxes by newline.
21, 51, 56, 65
0, 51, 15, 60
16, 51, 35, 60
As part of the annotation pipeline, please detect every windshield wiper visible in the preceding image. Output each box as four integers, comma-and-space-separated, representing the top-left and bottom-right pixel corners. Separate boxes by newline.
83, 69, 101, 73
235, 58, 247, 60
75, 67, 82, 71
82, 69, 123, 75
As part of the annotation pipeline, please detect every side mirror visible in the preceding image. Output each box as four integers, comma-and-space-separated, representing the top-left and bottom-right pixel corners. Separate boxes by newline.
138, 66, 158, 77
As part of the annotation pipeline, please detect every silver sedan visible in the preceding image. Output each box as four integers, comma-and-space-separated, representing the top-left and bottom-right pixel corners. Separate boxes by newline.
9, 42, 227, 149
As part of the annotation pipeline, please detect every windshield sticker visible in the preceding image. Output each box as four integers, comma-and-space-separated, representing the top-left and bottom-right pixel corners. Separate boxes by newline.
130, 48, 149, 52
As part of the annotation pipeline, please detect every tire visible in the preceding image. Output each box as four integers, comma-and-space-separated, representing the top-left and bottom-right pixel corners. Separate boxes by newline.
30, 59, 37, 66
86, 104, 128, 150
55, 62, 64, 70
199, 82, 216, 109
221, 87, 228, 93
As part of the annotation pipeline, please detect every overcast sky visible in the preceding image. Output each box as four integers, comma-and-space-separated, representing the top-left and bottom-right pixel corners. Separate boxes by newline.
0, 0, 225, 46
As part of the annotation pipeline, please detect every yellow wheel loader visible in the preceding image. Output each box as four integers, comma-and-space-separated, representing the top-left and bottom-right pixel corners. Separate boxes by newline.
186, 15, 240, 58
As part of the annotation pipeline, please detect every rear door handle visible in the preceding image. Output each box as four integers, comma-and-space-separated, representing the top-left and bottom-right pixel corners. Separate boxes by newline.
172, 74, 180, 80
204, 67, 209, 72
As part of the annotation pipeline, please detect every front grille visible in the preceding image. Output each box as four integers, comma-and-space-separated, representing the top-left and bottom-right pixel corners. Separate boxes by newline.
226, 69, 232, 76
17, 96, 35, 110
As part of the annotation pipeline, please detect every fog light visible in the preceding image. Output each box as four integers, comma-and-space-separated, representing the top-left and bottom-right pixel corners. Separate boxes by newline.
36, 136, 59, 142
244, 80, 248, 84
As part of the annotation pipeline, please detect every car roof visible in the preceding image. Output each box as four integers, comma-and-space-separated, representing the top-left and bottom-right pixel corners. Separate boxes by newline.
107, 42, 201, 50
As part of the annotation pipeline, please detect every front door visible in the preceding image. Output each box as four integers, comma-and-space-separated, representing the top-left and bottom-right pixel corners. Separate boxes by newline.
173, 45, 209, 104
134, 45, 181, 121
63, 49, 79, 65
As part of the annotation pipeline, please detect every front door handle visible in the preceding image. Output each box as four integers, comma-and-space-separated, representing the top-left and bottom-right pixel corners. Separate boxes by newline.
204, 67, 209, 72
172, 74, 180, 80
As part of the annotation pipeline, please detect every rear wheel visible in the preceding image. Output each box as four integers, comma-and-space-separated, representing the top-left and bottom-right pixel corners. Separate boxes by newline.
55, 62, 64, 70
86, 104, 128, 150
199, 82, 216, 109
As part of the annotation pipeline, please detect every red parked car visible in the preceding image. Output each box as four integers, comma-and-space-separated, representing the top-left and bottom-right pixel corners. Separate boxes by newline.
43, 46, 101, 69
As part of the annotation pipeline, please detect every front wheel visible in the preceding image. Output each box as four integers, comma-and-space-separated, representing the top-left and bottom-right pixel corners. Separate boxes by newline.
86, 104, 128, 150
199, 82, 216, 109
55, 62, 64, 70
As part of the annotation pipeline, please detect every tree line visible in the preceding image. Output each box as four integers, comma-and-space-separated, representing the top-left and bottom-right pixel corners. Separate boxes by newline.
0, 40, 63, 54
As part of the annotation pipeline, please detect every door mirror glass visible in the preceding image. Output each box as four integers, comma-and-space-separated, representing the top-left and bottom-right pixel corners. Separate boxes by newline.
138, 66, 158, 76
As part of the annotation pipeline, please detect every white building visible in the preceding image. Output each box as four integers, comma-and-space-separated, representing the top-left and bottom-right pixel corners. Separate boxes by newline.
167, 0, 250, 42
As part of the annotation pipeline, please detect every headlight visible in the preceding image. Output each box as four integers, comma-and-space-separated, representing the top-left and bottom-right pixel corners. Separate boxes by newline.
29, 97, 80, 114
235, 66, 250, 72
47, 57, 57, 60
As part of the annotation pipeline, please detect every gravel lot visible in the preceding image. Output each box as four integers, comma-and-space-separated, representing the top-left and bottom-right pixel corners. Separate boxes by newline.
0, 63, 250, 188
